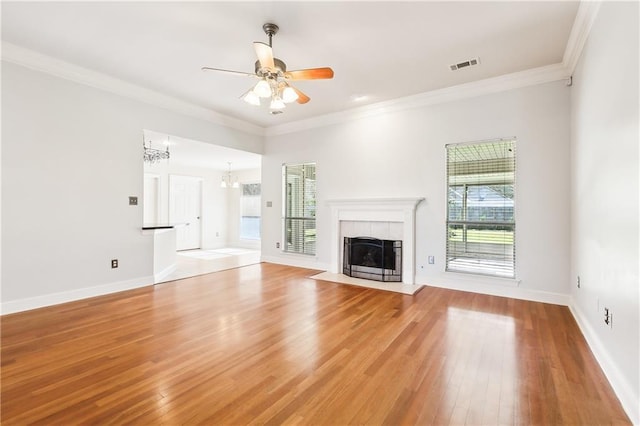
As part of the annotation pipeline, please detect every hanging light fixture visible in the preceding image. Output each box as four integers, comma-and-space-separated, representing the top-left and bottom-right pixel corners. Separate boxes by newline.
202, 22, 334, 115
143, 135, 170, 164
244, 77, 297, 111
220, 162, 239, 188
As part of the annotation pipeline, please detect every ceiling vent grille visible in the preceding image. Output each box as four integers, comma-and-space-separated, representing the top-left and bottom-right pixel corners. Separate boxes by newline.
449, 57, 480, 71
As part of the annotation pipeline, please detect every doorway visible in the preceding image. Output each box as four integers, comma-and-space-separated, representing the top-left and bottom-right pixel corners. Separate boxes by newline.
169, 175, 202, 251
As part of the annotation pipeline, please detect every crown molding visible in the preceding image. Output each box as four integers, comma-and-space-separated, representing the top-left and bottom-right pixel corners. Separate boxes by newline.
562, 1, 602, 74
4, 0, 600, 141
266, 0, 603, 138
1, 42, 265, 137
265, 62, 570, 137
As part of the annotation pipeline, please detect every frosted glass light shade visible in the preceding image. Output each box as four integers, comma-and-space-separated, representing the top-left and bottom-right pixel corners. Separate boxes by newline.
254, 80, 272, 98
282, 86, 299, 103
270, 97, 286, 110
242, 90, 260, 106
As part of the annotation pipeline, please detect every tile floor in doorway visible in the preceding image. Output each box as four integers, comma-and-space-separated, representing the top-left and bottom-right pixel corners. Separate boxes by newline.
156, 248, 261, 284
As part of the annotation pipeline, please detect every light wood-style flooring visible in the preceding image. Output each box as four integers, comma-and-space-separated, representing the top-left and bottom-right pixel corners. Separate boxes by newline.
1, 263, 630, 424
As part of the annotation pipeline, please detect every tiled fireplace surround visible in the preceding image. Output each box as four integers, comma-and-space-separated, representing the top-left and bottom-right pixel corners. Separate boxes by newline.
327, 198, 425, 285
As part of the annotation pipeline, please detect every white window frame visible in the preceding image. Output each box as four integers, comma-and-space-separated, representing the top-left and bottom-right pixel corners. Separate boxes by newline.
282, 162, 316, 255
240, 182, 261, 241
445, 138, 516, 278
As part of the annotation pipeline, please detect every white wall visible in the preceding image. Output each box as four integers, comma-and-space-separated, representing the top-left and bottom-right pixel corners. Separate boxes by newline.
144, 161, 228, 250
569, 2, 639, 423
1, 61, 262, 313
262, 80, 571, 303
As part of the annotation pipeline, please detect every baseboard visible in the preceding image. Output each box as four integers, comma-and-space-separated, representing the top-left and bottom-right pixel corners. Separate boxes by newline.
569, 300, 639, 425
154, 264, 176, 283
416, 273, 570, 306
260, 254, 329, 272
1, 276, 154, 315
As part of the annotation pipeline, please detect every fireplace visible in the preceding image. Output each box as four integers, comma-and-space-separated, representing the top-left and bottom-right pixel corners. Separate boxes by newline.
343, 237, 402, 282
327, 197, 424, 284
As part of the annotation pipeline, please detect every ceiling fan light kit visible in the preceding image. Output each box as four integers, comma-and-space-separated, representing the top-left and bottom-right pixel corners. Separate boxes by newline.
202, 22, 334, 115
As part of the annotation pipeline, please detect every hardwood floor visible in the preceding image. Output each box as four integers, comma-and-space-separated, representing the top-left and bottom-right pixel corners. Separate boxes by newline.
1, 263, 630, 424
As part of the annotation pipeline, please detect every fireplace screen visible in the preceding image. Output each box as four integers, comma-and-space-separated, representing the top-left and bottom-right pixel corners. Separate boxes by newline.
343, 237, 402, 282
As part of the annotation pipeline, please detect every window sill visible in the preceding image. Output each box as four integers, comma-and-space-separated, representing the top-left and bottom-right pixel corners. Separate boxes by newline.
281, 250, 317, 258
445, 270, 521, 287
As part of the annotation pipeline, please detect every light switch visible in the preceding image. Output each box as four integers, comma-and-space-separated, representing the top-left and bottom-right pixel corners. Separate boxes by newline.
266, 201, 273, 207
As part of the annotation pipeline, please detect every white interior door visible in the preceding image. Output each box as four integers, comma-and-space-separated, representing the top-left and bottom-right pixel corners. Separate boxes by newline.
169, 175, 202, 251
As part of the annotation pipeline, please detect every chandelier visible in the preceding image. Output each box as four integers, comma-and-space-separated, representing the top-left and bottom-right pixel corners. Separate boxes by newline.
143, 135, 170, 164
221, 162, 239, 188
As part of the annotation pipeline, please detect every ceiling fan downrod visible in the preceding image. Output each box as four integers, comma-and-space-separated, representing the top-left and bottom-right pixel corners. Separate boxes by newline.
262, 23, 279, 47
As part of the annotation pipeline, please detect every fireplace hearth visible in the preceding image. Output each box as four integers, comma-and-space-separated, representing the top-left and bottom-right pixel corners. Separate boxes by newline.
343, 237, 402, 282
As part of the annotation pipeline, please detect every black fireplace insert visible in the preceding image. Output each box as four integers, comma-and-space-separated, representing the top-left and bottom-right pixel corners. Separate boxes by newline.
343, 237, 402, 282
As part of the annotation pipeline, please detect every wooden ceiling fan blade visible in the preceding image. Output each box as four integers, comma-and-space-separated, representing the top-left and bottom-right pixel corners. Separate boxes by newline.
201, 67, 256, 77
254, 42, 275, 70
292, 86, 311, 104
285, 67, 334, 80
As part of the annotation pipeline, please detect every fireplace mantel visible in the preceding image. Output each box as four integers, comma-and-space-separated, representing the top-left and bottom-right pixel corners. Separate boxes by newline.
326, 197, 425, 284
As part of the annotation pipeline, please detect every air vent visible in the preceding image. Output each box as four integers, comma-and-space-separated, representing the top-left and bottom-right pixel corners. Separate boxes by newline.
449, 57, 480, 71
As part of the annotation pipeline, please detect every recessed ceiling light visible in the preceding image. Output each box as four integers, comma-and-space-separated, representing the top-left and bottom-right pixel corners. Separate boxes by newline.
351, 94, 369, 102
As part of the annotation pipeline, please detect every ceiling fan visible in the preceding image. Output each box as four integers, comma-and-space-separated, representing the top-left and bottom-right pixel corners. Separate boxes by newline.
202, 23, 334, 114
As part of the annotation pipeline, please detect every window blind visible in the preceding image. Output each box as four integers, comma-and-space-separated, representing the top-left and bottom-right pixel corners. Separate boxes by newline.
283, 163, 316, 255
446, 139, 516, 278
240, 183, 261, 240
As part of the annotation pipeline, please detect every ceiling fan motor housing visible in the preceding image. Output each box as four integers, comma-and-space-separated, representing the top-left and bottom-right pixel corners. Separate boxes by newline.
255, 58, 286, 76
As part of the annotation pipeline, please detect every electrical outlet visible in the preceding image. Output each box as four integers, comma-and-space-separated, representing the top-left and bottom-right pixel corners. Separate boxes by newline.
128, 196, 138, 206
111, 259, 119, 269
577, 275, 581, 288
276, 242, 280, 249
428, 256, 435, 264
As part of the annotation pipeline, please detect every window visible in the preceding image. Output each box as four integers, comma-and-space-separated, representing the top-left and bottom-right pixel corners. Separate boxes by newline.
283, 163, 316, 255
446, 139, 516, 278
240, 183, 261, 240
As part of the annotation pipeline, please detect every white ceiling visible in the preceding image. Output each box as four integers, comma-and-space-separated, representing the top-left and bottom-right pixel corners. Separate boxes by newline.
1, 1, 580, 129
144, 130, 261, 171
